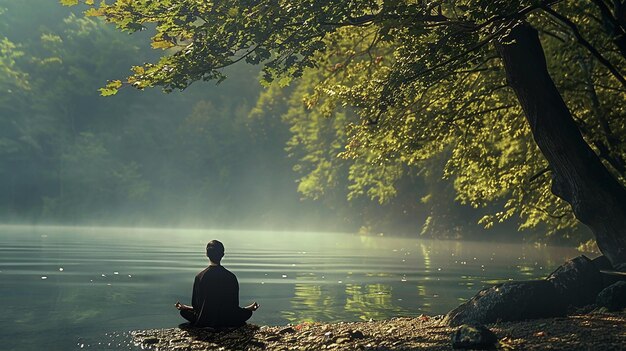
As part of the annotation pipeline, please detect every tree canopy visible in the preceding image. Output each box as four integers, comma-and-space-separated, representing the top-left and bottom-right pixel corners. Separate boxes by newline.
67, 0, 626, 250
6, 0, 473, 235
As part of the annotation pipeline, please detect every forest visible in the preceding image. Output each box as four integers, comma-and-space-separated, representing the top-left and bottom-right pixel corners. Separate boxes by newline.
3, 0, 626, 250
0, 0, 334, 231
0, 0, 477, 237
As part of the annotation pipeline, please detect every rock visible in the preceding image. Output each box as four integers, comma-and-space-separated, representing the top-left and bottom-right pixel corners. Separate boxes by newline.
444, 280, 565, 326
143, 337, 159, 345
451, 324, 497, 350
169, 338, 187, 344
615, 263, 626, 272
335, 337, 350, 344
279, 326, 296, 334
596, 281, 626, 311
593, 255, 626, 288
592, 255, 613, 271
265, 335, 281, 342
547, 255, 604, 307
349, 330, 365, 339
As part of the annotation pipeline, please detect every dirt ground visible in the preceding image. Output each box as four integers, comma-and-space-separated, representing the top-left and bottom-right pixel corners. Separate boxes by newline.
131, 310, 626, 350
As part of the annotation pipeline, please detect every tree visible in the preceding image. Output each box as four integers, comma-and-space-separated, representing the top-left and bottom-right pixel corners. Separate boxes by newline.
251, 64, 481, 238
70, 1, 626, 266
0, 3, 156, 222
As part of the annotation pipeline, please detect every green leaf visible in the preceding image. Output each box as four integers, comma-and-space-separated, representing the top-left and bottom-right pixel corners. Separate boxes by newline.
59, 0, 79, 6
85, 8, 104, 17
99, 80, 122, 96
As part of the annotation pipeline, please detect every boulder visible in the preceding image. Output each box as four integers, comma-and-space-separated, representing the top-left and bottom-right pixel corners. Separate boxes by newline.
444, 280, 565, 327
596, 281, 626, 311
592, 255, 613, 271
546, 255, 603, 307
615, 263, 626, 272
593, 255, 626, 288
451, 324, 497, 350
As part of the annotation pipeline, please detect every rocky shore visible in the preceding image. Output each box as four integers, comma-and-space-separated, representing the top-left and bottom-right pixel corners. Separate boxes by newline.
132, 310, 626, 350
132, 255, 626, 350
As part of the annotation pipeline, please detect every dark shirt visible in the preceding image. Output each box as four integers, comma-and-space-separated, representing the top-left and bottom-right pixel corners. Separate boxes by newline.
191, 265, 252, 327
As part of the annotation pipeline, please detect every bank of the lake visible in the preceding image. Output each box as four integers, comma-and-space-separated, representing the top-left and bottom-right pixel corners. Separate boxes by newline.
132, 310, 626, 350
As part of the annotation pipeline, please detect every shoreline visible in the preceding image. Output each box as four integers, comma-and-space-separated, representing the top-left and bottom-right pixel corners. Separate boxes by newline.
132, 310, 626, 350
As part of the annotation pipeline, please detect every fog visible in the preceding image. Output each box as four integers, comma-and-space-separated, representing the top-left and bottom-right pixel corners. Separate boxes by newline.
0, 1, 368, 232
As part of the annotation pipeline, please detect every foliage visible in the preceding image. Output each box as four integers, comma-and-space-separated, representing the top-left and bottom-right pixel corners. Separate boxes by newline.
68, 0, 626, 243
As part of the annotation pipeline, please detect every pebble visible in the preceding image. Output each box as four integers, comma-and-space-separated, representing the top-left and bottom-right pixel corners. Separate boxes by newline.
279, 326, 296, 334
350, 330, 365, 339
265, 335, 281, 342
143, 337, 159, 344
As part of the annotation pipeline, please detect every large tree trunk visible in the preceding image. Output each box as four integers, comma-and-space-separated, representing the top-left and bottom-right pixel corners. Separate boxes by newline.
495, 21, 626, 267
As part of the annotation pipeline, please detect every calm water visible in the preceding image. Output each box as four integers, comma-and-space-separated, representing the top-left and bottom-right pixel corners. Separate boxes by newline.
0, 225, 583, 350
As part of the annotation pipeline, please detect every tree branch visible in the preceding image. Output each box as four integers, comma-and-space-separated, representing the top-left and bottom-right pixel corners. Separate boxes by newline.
529, 167, 551, 183
542, 6, 626, 89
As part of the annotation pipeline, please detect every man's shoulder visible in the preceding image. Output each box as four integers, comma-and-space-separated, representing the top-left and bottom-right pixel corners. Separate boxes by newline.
197, 265, 236, 279
221, 266, 237, 276
196, 266, 212, 279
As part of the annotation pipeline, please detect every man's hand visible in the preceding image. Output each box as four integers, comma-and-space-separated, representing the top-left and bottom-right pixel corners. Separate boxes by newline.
244, 301, 260, 312
175, 301, 192, 311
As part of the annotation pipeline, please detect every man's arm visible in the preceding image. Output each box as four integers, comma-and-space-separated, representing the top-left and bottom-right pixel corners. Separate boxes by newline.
174, 275, 199, 311
233, 273, 259, 312
191, 275, 200, 311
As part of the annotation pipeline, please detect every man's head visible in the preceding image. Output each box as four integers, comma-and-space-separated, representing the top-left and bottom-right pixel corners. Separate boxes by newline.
206, 240, 225, 263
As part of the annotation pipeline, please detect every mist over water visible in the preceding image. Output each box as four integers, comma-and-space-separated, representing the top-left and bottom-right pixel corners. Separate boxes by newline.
0, 225, 582, 351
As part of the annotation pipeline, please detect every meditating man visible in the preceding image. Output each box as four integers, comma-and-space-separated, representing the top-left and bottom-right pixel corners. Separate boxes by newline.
175, 240, 259, 327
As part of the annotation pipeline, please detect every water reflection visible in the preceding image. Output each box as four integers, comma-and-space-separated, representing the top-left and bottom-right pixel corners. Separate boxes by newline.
283, 281, 407, 323
344, 283, 405, 321
283, 283, 336, 322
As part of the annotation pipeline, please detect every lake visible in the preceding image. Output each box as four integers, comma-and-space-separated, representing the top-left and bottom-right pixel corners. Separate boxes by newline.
0, 225, 584, 350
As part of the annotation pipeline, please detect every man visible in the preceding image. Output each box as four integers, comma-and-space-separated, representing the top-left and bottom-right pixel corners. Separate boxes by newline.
175, 240, 259, 327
